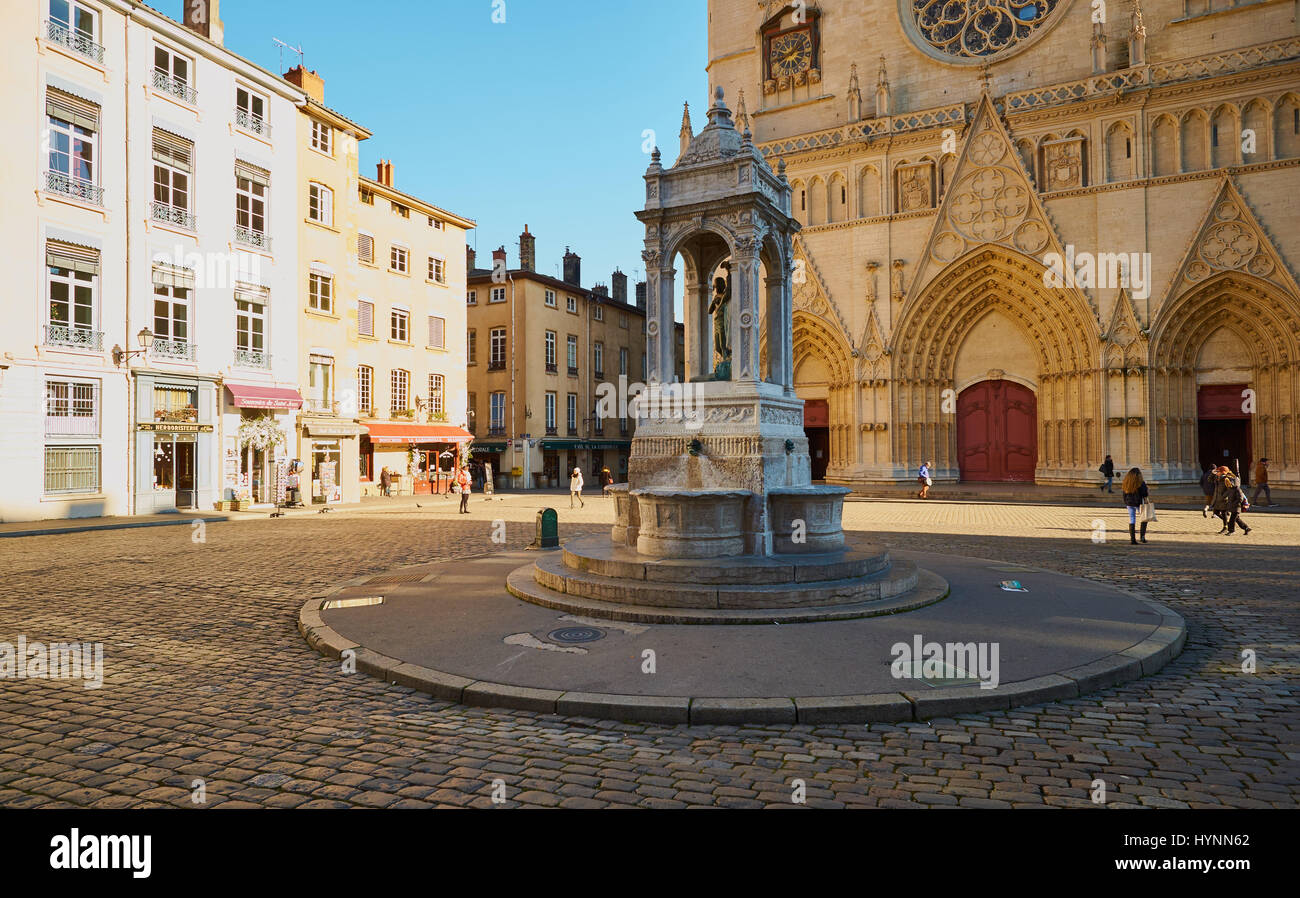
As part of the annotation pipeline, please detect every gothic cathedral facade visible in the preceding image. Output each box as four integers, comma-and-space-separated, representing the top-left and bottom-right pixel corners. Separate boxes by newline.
706, 0, 1300, 486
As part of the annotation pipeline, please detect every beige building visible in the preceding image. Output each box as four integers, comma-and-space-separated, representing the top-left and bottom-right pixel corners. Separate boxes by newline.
287, 66, 473, 502
706, 0, 1300, 487
466, 230, 681, 489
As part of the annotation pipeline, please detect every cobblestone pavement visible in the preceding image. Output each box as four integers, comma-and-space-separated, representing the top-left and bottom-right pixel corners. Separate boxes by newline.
0, 494, 1296, 809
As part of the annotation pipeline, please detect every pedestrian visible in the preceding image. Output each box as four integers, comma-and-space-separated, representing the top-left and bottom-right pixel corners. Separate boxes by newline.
601, 466, 613, 497
457, 465, 471, 513
1099, 454, 1115, 493
1121, 467, 1150, 545
1199, 463, 1218, 519
286, 464, 302, 507
917, 460, 932, 499
1252, 458, 1277, 507
380, 466, 392, 498
570, 467, 585, 508
1212, 465, 1252, 536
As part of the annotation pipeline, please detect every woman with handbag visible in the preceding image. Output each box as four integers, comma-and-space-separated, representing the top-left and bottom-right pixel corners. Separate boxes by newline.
1211, 466, 1252, 537
917, 461, 932, 499
1121, 467, 1150, 545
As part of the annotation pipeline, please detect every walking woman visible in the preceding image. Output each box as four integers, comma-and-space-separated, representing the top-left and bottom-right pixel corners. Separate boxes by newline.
917, 461, 932, 499
570, 467, 585, 508
456, 465, 471, 514
1212, 466, 1252, 537
1121, 467, 1150, 545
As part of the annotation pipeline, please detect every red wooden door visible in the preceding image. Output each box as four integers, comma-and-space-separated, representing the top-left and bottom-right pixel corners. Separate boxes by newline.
957, 380, 1038, 482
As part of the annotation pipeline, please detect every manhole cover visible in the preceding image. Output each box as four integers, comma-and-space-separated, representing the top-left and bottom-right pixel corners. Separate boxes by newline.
365, 573, 429, 585
548, 626, 606, 644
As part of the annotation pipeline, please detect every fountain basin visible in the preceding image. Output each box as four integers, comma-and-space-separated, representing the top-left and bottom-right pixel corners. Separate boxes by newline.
631, 488, 752, 558
768, 485, 852, 553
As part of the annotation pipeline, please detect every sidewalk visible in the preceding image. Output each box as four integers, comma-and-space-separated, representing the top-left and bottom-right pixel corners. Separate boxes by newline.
0, 510, 233, 539
844, 481, 1298, 508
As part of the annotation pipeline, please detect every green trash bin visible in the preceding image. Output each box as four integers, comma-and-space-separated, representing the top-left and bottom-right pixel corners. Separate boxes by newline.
532, 508, 559, 549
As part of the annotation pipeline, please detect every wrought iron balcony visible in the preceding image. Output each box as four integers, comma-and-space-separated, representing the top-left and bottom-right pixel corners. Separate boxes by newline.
234, 108, 270, 138
233, 225, 270, 251
594, 369, 604, 381
545, 362, 557, 373
152, 202, 196, 231
151, 337, 196, 361
305, 399, 333, 415
545, 426, 557, 436
567, 427, 579, 437
152, 69, 197, 105
233, 347, 268, 369
45, 170, 103, 206
567, 366, 579, 377
46, 19, 104, 64
44, 324, 103, 351
488, 360, 506, 371
488, 425, 506, 436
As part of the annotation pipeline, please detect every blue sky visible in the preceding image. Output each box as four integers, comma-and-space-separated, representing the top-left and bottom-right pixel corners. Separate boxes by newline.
161, 0, 708, 290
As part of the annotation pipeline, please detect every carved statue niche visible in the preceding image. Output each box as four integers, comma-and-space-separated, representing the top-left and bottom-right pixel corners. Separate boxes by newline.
708, 263, 733, 378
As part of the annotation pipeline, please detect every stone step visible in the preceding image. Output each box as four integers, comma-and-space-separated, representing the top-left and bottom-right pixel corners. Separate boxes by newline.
506, 562, 949, 625
560, 534, 891, 585
533, 550, 919, 610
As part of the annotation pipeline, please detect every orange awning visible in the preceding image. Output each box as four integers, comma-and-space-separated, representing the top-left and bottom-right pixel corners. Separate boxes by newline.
364, 423, 473, 445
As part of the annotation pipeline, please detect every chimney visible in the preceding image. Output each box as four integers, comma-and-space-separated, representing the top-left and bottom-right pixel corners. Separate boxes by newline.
376, 160, 394, 187
519, 225, 535, 272
612, 269, 628, 305
183, 0, 223, 44
466, 246, 477, 271
492, 246, 507, 272
592, 284, 609, 298
284, 65, 324, 103
635, 281, 646, 309
562, 247, 581, 286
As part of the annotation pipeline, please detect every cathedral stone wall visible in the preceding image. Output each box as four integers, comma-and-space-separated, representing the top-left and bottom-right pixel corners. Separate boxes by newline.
707, 0, 1300, 486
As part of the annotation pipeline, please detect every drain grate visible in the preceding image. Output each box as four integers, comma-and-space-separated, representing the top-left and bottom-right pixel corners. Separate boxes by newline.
364, 573, 429, 585
547, 626, 606, 644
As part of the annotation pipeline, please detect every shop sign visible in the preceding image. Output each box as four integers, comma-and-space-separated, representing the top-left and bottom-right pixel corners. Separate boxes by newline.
138, 423, 213, 433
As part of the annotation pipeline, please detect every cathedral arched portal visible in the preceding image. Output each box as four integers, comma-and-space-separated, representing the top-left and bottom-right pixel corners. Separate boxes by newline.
893, 246, 1101, 484
1149, 272, 1300, 485
792, 310, 852, 480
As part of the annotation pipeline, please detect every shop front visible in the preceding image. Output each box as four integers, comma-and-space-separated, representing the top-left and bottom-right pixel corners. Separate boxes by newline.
297, 419, 365, 505
364, 423, 474, 496
222, 383, 303, 507
468, 442, 506, 492
537, 439, 631, 489
134, 375, 218, 514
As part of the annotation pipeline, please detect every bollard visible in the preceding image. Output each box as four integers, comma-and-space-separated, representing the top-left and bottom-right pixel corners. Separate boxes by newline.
531, 508, 559, 549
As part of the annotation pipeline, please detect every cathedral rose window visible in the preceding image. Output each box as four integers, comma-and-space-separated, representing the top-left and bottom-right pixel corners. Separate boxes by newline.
908, 0, 1066, 62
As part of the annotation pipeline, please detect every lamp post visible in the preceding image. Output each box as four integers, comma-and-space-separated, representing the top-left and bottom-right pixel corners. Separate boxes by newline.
112, 327, 154, 367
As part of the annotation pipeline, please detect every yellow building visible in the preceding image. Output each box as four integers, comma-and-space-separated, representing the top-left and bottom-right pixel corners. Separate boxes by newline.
466, 231, 681, 489
286, 66, 473, 503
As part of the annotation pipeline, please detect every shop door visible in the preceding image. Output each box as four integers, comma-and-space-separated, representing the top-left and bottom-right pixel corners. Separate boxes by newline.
957, 380, 1037, 482
175, 440, 196, 508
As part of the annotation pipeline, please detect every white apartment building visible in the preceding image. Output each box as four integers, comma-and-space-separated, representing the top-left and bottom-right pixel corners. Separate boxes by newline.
0, 0, 305, 521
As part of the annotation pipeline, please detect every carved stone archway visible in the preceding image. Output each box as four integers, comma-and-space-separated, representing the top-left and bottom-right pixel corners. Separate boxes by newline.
892, 245, 1101, 484
792, 310, 855, 479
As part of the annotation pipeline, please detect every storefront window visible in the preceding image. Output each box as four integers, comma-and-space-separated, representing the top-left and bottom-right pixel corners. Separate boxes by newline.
312, 440, 342, 502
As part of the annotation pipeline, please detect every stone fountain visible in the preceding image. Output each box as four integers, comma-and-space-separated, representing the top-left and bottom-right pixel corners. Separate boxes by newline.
507, 89, 933, 623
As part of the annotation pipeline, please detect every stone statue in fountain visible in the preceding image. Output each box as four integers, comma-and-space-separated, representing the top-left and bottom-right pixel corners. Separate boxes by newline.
708, 268, 732, 380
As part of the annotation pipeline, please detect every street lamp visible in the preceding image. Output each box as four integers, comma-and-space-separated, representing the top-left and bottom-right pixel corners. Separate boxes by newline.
112, 327, 154, 367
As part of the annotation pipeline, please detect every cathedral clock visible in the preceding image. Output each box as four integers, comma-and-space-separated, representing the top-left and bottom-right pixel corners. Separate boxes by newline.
762, 6, 821, 83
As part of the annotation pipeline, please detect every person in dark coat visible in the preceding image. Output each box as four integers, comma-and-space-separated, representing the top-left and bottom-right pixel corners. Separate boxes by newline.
1212, 466, 1252, 536
1099, 455, 1115, 493
379, 466, 392, 498
1199, 464, 1218, 519
1121, 467, 1150, 544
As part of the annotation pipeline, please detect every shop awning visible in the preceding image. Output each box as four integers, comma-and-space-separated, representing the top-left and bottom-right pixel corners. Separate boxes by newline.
365, 423, 474, 445
226, 383, 303, 410
539, 439, 630, 450
470, 443, 506, 453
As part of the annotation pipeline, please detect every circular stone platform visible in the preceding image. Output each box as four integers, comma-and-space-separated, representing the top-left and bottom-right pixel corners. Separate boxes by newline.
298, 543, 1187, 725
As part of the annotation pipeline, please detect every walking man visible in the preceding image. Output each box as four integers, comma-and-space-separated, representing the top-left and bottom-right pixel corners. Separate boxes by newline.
1252, 458, 1277, 507
570, 467, 585, 508
1099, 454, 1115, 493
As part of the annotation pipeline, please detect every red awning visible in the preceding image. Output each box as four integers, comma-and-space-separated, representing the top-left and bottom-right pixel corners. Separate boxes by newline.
365, 423, 474, 445
226, 383, 303, 409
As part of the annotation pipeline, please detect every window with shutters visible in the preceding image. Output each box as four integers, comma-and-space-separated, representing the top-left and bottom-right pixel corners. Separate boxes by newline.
235, 85, 269, 136
311, 120, 332, 155
545, 331, 557, 372
427, 315, 445, 349
429, 216, 443, 229
308, 272, 333, 313
234, 163, 269, 248
390, 245, 408, 274
390, 369, 409, 412
152, 130, 194, 229
359, 186, 374, 204
467, 328, 476, 364
490, 328, 507, 369
44, 242, 100, 350
357, 300, 374, 337
45, 90, 100, 203
428, 256, 445, 284
308, 183, 333, 225
429, 374, 445, 417
357, 232, 374, 264
153, 44, 195, 104
358, 365, 373, 415
391, 309, 409, 343
391, 201, 409, 218
44, 445, 100, 495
